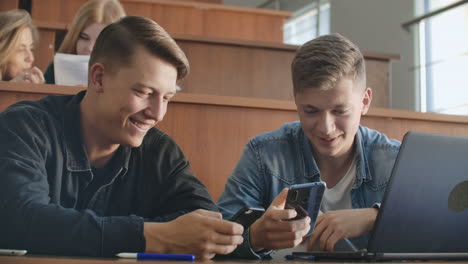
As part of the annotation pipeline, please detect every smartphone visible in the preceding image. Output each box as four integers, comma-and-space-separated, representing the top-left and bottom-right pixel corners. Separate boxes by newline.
229, 206, 265, 229
286, 182, 326, 232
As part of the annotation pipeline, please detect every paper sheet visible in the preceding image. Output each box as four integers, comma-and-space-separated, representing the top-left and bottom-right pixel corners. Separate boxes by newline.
53, 53, 90, 86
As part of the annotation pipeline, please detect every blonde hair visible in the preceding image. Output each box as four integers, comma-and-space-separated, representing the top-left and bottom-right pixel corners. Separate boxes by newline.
0, 9, 38, 80
291, 33, 366, 93
90, 16, 189, 80
58, 0, 126, 54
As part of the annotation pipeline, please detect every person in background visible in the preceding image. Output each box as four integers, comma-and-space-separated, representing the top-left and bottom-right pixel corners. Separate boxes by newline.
0, 9, 44, 84
0, 16, 243, 259
217, 33, 401, 258
44, 0, 125, 84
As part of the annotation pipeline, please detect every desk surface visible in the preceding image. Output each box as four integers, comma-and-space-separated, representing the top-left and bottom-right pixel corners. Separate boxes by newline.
0, 255, 467, 264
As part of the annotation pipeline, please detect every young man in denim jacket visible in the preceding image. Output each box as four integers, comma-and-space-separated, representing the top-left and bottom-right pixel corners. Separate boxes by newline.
0, 16, 243, 259
217, 34, 401, 258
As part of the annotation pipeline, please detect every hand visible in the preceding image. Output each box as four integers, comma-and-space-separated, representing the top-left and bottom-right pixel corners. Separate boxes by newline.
11, 67, 45, 84
144, 209, 244, 260
249, 188, 311, 251
307, 208, 378, 252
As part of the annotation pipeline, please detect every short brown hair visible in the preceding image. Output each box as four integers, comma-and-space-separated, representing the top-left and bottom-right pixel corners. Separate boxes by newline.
291, 33, 365, 93
0, 9, 38, 80
89, 16, 189, 80
58, 0, 126, 54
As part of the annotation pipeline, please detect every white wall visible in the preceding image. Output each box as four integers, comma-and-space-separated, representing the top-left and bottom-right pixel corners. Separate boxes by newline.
323, 0, 417, 110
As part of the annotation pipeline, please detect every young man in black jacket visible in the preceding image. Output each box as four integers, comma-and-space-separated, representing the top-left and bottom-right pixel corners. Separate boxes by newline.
0, 16, 243, 259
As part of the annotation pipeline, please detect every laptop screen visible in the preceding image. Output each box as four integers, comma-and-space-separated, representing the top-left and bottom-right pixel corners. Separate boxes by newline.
368, 131, 468, 253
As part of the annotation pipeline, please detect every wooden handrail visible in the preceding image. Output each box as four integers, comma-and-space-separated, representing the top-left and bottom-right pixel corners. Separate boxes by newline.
1, 82, 467, 124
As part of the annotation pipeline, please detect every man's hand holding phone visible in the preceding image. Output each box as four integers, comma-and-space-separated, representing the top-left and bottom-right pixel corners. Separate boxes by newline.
249, 188, 311, 251
143, 209, 244, 260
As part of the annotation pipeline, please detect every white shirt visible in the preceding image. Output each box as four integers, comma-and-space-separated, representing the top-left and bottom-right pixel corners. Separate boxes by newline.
320, 157, 356, 212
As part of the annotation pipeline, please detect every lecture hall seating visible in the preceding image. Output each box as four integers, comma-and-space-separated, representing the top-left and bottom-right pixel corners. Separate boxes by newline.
28, 0, 399, 107
31, 0, 290, 43
32, 22, 399, 108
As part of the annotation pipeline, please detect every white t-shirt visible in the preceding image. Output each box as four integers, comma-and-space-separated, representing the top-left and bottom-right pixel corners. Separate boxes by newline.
320, 157, 356, 212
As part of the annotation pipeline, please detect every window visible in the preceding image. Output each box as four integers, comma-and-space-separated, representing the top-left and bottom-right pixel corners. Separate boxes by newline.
283, 0, 330, 45
417, 0, 468, 114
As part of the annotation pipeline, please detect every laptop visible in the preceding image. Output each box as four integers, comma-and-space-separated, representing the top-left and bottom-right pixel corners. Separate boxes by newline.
292, 131, 468, 261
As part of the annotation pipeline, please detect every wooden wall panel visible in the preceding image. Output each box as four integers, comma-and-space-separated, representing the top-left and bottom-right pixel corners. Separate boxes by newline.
177, 40, 295, 100
30, 0, 290, 43
122, 2, 152, 17
31, 0, 61, 21
204, 10, 285, 42
64, 0, 88, 21
366, 60, 390, 108
32, 20, 398, 107
0, 0, 19, 11
176, 36, 396, 106
150, 5, 204, 35
254, 14, 287, 43
35, 28, 56, 72
159, 103, 297, 198
31, 23, 398, 106
2, 83, 468, 199
34, 22, 67, 72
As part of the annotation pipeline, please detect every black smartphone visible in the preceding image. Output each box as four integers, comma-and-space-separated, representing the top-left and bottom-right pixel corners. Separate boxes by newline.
229, 207, 265, 229
286, 182, 326, 221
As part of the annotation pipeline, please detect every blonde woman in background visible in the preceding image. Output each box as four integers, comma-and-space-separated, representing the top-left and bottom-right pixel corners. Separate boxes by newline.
44, 0, 126, 84
0, 9, 44, 84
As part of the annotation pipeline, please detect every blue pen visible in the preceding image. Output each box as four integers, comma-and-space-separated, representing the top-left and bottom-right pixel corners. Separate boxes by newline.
285, 254, 315, 261
116, 252, 195, 261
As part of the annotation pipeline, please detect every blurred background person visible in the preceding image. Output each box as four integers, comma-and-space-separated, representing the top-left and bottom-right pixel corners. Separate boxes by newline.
0, 9, 44, 84
44, 0, 126, 84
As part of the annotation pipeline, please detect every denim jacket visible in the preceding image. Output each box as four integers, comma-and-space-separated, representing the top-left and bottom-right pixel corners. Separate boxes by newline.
0, 91, 217, 257
217, 121, 400, 258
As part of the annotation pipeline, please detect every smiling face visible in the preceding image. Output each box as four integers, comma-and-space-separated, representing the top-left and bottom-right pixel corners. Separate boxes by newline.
295, 76, 372, 160
75, 23, 106, 55
90, 45, 177, 148
4, 27, 34, 80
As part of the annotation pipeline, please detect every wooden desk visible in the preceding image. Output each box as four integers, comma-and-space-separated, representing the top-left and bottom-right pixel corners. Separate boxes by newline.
3, 255, 209, 263
0, 254, 467, 264
2, 82, 468, 199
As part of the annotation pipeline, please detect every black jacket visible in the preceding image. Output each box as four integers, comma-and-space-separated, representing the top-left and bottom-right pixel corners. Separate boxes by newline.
0, 91, 217, 257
